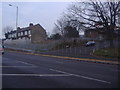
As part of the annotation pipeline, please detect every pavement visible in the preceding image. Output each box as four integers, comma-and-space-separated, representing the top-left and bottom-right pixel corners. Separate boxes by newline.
2, 51, 119, 88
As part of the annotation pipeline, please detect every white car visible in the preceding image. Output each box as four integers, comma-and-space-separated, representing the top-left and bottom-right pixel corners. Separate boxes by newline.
86, 41, 95, 47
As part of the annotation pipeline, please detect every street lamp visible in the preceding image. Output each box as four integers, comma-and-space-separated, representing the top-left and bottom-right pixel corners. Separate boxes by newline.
9, 4, 18, 38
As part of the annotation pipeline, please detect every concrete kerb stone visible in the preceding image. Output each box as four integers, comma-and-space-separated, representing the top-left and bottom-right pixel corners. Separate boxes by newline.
5, 48, 120, 65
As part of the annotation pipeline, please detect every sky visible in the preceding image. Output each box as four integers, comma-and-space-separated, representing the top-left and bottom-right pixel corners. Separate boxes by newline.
1, 0, 118, 39
1, 1, 75, 38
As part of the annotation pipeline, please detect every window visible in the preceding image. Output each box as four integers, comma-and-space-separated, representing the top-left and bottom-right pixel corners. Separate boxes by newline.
8, 34, 11, 38
28, 30, 31, 35
13, 33, 15, 38
11, 34, 13, 38
12, 34, 14, 38
18, 33, 21, 37
25, 31, 28, 35
21, 32, 23, 36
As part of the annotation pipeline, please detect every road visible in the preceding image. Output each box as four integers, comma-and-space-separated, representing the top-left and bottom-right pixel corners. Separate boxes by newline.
2, 51, 119, 88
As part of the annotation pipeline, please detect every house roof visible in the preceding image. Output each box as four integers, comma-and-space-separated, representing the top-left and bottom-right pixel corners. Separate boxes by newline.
5, 23, 45, 34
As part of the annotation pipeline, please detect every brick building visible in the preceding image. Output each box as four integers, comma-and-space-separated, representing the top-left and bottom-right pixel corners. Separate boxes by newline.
5, 23, 47, 43
85, 28, 105, 40
85, 26, 120, 40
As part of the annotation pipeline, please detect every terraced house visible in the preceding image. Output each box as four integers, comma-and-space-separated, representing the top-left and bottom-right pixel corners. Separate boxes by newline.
5, 23, 47, 44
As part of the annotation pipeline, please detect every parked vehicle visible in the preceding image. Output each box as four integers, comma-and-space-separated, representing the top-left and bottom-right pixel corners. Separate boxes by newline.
0, 45, 4, 54
86, 41, 95, 47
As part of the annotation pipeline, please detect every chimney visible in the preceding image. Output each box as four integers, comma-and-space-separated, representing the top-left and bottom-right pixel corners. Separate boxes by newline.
29, 23, 33, 27
17, 27, 21, 30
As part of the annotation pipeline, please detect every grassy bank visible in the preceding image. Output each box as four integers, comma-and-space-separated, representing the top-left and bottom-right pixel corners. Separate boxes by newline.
93, 48, 120, 60
50, 41, 86, 50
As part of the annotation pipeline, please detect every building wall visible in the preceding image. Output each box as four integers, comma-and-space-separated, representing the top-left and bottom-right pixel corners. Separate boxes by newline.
85, 30, 98, 38
85, 29, 105, 40
4, 23, 47, 46
30, 24, 47, 43
4, 38, 31, 46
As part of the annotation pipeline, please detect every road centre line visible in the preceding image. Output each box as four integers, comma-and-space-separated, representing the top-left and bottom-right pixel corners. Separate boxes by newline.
50, 68, 111, 84
1, 74, 71, 77
17, 61, 35, 66
3, 56, 35, 66
2, 60, 36, 67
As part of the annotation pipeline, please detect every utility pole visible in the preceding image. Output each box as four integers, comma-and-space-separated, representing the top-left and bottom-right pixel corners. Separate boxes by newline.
9, 4, 18, 38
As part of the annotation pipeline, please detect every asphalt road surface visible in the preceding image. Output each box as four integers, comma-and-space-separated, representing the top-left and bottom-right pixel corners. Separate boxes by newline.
1, 51, 119, 88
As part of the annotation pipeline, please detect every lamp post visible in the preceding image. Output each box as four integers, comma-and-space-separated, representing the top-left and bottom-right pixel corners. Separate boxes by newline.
9, 4, 18, 38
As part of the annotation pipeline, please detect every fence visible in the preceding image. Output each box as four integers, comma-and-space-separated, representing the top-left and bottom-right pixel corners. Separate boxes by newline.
3, 37, 120, 59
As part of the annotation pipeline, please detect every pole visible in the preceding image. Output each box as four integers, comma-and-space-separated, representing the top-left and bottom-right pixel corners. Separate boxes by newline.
9, 4, 18, 39
16, 6, 18, 38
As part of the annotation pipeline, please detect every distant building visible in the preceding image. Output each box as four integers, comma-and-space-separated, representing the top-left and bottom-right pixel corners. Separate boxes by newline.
85, 26, 120, 40
5, 23, 47, 43
84, 28, 105, 40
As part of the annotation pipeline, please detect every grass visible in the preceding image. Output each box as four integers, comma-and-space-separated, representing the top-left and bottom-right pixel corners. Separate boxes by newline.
93, 48, 120, 60
50, 41, 86, 51
34, 40, 87, 52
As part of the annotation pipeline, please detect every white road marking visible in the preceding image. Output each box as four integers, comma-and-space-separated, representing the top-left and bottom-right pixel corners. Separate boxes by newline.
3, 57, 35, 66
1, 74, 71, 77
50, 68, 111, 84
0, 66, 37, 68
17, 61, 35, 66
2, 61, 20, 63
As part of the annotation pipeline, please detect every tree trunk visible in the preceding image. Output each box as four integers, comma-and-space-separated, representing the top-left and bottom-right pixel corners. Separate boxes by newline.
104, 24, 115, 48
109, 39, 114, 48
108, 30, 114, 48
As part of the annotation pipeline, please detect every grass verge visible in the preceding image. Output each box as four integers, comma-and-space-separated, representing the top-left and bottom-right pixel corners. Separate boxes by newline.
93, 48, 120, 61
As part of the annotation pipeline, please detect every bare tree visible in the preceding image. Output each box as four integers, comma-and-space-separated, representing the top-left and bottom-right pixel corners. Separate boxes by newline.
67, 0, 120, 47
2, 26, 13, 38
63, 10, 86, 32
53, 17, 68, 36
3, 26, 13, 34
53, 14, 85, 37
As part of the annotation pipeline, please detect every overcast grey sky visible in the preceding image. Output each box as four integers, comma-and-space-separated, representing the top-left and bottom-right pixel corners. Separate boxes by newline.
1, 1, 74, 38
